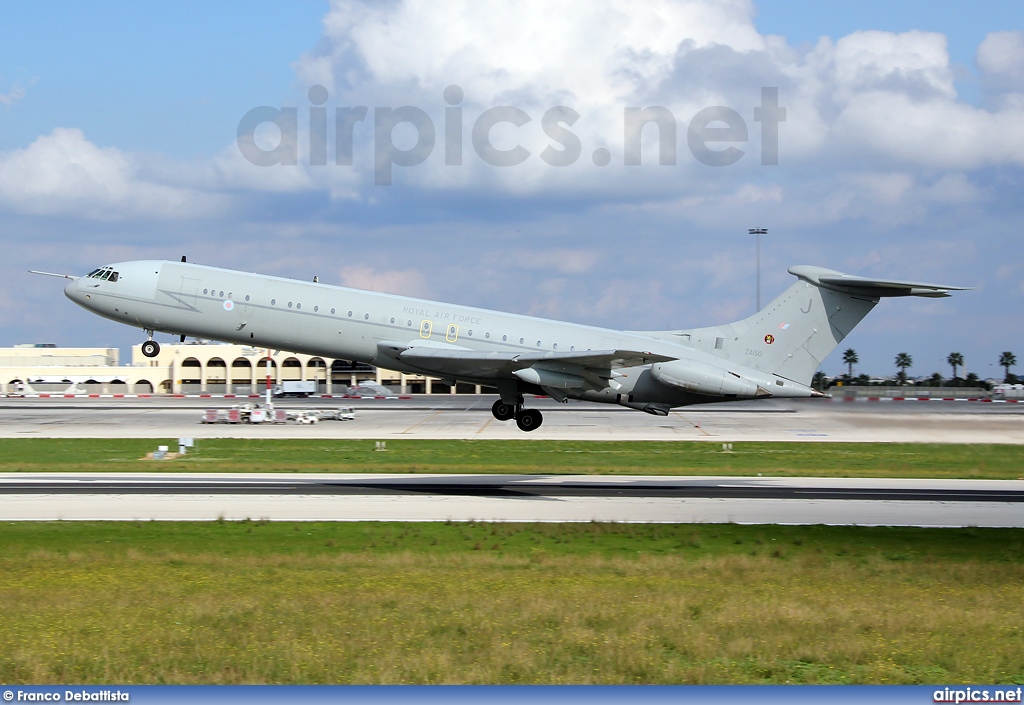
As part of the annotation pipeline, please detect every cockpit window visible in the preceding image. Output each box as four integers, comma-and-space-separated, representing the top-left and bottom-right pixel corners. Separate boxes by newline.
87, 267, 118, 281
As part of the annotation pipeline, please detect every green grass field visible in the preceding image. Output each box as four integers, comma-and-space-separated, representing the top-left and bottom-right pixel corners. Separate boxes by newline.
1, 438, 1023, 478
1, 521, 1022, 684
3, 440, 1021, 683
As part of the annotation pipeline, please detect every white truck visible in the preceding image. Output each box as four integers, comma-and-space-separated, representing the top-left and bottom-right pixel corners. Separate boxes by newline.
991, 384, 1024, 400
272, 380, 317, 398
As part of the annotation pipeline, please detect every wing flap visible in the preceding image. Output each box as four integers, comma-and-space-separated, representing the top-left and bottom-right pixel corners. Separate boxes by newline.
396, 346, 674, 380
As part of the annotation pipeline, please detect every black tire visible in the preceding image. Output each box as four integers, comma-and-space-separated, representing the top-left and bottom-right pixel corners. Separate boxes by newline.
515, 408, 543, 432
491, 400, 515, 421
141, 340, 160, 358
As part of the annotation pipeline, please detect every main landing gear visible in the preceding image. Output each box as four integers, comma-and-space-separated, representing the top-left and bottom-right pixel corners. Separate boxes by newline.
141, 330, 160, 358
491, 398, 543, 432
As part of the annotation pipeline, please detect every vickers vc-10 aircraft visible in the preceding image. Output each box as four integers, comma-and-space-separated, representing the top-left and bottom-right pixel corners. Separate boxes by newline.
36, 259, 965, 432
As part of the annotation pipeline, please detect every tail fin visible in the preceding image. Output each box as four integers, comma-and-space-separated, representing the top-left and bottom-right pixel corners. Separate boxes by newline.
645, 266, 968, 386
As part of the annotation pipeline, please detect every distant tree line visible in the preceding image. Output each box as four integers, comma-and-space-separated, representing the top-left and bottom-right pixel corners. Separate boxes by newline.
814, 349, 1019, 391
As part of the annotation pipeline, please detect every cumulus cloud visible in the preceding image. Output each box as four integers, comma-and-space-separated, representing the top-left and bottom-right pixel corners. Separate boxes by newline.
978, 30, 1024, 96
303, 0, 764, 108
0, 128, 224, 219
284, 1, 1024, 199
830, 30, 956, 101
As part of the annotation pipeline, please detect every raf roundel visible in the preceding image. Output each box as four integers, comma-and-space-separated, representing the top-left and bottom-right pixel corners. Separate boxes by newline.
764, 334, 774, 345
223, 300, 235, 312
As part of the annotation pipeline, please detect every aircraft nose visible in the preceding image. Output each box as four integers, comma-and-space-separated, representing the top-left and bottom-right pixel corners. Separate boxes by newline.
64, 278, 82, 303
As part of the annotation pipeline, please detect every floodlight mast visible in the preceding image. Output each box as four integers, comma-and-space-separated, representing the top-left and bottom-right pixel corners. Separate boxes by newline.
749, 228, 768, 310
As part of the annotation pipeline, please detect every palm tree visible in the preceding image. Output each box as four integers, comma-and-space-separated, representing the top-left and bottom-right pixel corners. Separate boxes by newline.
895, 352, 913, 385
811, 371, 828, 392
999, 351, 1017, 382
947, 352, 964, 381
842, 348, 858, 380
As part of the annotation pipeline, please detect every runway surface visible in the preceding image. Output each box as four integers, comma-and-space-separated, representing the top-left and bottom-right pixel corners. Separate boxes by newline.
2, 396, 1023, 442
5, 473, 1023, 526
3, 398, 1020, 526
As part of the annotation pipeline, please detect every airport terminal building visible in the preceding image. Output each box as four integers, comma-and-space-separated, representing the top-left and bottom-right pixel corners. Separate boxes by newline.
0, 343, 485, 395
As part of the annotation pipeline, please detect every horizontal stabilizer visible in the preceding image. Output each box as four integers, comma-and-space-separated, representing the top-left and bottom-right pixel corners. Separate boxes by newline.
789, 265, 970, 298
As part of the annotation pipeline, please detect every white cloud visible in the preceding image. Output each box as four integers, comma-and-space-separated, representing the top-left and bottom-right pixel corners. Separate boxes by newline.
285, 1, 1024, 203
830, 91, 1024, 169
306, 0, 763, 109
977, 30, 1024, 91
0, 84, 26, 107
830, 30, 956, 101
0, 128, 224, 219
205, 146, 325, 195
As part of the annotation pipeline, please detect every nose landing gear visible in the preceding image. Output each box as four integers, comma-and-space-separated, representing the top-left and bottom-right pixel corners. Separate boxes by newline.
491, 397, 543, 432
141, 331, 160, 358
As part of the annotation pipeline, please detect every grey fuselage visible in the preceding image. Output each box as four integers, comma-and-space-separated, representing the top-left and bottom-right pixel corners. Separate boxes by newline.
64, 259, 814, 408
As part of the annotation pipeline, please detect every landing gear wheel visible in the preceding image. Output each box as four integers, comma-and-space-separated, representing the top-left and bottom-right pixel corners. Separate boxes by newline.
515, 408, 543, 432
141, 340, 160, 358
491, 400, 516, 421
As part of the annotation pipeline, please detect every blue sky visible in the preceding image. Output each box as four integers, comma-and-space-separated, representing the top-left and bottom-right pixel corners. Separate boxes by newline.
2, 0, 1023, 380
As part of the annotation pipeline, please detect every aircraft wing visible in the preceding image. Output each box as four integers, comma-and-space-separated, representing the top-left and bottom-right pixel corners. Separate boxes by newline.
394, 346, 674, 380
